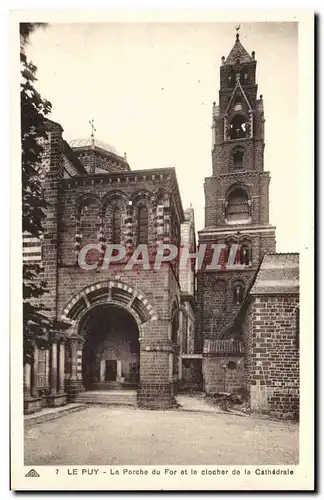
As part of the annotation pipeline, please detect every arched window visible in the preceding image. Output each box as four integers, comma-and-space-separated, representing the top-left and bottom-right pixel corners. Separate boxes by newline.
240, 69, 248, 82
138, 205, 148, 244
233, 282, 244, 305
112, 206, 121, 244
233, 147, 244, 169
226, 187, 250, 224
226, 241, 240, 264
241, 244, 251, 265
228, 70, 236, 87
229, 115, 249, 139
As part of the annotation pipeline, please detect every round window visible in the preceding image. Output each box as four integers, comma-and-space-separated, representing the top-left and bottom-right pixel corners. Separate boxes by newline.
227, 361, 237, 370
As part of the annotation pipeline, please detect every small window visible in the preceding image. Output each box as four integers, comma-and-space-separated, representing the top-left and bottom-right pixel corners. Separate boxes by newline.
240, 69, 248, 82
112, 207, 121, 244
138, 206, 148, 244
183, 359, 191, 369
229, 70, 237, 87
241, 245, 250, 265
233, 283, 244, 305
233, 148, 244, 169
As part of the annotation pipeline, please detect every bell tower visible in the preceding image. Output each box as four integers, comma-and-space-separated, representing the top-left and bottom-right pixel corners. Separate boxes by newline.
196, 30, 276, 349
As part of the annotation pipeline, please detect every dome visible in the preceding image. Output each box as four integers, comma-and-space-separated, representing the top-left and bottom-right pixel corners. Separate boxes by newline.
69, 137, 120, 156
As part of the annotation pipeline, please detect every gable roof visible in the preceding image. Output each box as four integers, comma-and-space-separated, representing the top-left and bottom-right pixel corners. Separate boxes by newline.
250, 253, 299, 295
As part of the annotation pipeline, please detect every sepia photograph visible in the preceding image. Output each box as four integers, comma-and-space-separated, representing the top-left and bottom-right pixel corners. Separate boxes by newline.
10, 9, 314, 491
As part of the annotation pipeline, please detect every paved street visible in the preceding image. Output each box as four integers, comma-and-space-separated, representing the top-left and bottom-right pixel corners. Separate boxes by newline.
25, 407, 298, 466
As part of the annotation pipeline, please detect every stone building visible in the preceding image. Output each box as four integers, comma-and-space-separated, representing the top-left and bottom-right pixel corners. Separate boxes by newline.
23, 124, 197, 413
23, 31, 299, 419
197, 32, 299, 419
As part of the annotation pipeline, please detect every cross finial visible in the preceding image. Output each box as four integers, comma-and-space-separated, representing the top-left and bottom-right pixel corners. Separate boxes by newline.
235, 24, 241, 41
89, 119, 96, 149
89, 119, 96, 138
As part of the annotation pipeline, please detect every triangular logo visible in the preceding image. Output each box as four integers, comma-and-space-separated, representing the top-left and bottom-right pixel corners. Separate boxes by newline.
25, 469, 40, 477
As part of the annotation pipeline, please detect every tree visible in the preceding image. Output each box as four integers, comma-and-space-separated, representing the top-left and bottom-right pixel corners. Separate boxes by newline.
21, 23, 52, 361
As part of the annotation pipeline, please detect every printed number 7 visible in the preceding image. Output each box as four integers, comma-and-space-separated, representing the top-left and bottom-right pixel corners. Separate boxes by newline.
55, 469, 59, 475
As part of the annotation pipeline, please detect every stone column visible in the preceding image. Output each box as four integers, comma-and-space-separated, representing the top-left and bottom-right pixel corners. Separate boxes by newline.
50, 339, 58, 395
45, 348, 50, 391
66, 336, 84, 399
117, 360, 122, 381
76, 338, 84, 383
24, 363, 31, 397
46, 335, 68, 407
58, 341, 65, 394
178, 356, 182, 383
138, 319, 176, 409
100, 360, 105, 382
24, 347, 43, 415
31, 345, 39, 398
70, 336, 78, 381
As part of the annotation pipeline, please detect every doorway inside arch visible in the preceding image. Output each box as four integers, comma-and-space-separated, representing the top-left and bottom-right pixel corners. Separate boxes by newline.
80, 304, 140, 390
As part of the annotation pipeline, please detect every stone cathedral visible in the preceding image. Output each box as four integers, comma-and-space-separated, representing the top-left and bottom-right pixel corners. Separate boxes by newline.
23, 32, 300, 420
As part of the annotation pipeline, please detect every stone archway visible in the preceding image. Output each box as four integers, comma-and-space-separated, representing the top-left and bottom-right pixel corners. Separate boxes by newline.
80, 303, 140, 390
59, 280, 158, 395
59, 279, 158, 328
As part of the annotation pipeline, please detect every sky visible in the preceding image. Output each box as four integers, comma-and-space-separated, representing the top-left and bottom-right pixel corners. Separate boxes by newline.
26, 21, 299, 252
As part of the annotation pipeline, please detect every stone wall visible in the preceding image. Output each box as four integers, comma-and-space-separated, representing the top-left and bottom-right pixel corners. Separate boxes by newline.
243, 294, 299, 420
41, 122, 65, 317
203, 355, 245, 394
212, 139, 265, 177
196, 269, 255, 350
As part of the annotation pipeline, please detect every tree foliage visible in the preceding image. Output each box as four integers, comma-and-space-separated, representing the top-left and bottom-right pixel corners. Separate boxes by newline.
21, 23, 52, 359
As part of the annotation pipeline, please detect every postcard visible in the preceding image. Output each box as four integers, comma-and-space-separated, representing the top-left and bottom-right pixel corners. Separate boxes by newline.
10, 8, 314, 491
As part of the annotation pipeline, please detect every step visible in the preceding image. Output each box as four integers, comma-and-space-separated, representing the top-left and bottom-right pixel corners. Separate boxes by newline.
75, 400, 137, 407
75, 397, 137, 403
76, 394, 137, 400
75, 391, 138, 407
24, 403, 86, 426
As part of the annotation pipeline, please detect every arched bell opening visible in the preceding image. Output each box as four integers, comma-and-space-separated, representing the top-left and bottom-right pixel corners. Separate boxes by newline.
229, 114, 249, 140
79, 304, 140, 390
225, 186, 251, 225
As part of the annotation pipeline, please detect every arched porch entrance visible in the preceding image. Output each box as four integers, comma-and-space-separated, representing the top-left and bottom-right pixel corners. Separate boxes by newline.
80, 304, 140, 390
59, 280, 158, 399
